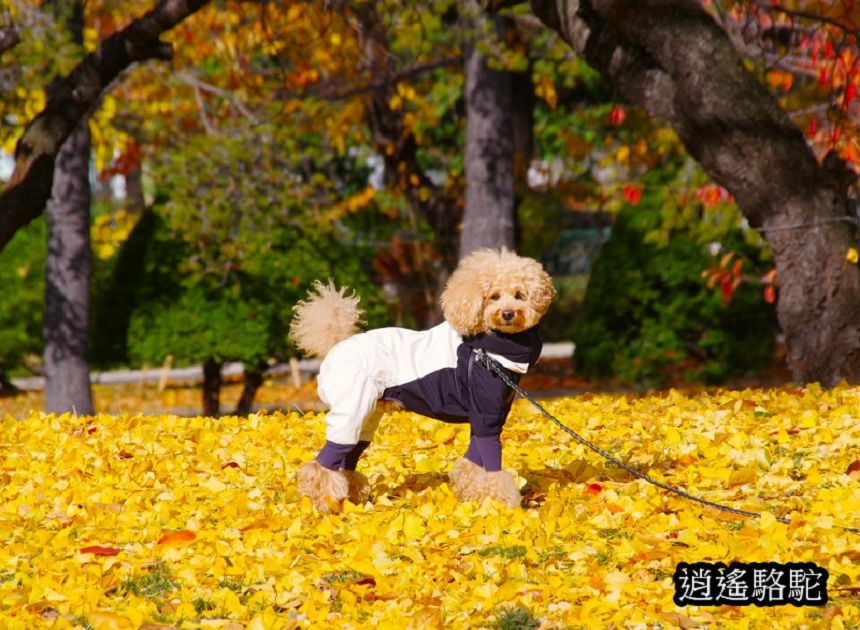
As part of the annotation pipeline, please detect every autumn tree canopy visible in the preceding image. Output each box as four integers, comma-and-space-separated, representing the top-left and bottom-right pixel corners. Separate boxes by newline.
1, 0, 859, 388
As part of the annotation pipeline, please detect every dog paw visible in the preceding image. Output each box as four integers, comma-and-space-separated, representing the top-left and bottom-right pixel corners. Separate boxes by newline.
297, 461, 349, 514
448, 459, 520, 508
342, 469, 371, 504
484, 470, 521, 508
448, 458, 483, 502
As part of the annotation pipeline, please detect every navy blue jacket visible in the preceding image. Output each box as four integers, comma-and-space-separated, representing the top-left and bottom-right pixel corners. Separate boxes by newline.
381, 325, 542, 436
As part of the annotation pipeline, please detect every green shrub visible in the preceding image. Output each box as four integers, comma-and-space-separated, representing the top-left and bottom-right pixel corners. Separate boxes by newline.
573, 205, 776, 387
0, 218, 45, 377
98, 208, 388, 371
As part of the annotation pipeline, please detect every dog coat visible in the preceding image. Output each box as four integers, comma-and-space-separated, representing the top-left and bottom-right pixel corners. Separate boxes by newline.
315, 321, 542, 471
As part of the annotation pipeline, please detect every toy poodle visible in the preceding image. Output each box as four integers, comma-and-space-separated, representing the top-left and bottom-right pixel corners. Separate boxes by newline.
289, 248, 556, 513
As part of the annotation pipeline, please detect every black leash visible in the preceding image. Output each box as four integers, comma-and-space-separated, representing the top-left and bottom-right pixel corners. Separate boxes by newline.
474, 349, 860, 535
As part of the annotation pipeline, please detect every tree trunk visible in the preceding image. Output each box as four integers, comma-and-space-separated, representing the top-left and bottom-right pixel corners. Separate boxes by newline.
125, 164, 147, 214
528, 0, 860, 385
234, 366, 264, 415
202, 359, 222, 416
43, 118, 94, 415
460, 14, 516, 258
352, 3, 463, 326
0, 372, 20, 398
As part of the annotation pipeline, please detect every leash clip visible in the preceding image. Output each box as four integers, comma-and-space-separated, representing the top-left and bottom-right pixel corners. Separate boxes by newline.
472, 348, 515, 385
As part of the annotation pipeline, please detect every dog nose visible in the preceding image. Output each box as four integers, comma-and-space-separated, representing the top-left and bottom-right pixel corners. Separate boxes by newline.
502, 310, 515, 321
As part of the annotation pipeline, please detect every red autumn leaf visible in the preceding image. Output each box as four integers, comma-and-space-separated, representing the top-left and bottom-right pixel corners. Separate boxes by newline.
847, 460, 860, 475
94, 15, 116, 37
79, 545, 122, 556
355, 576, 377, 587
157, 530, 197, 545
720, 275, 735, 302
763, 285, 776, 304
608, 106, 626, 125
696, 184, 724, 207
623, 184, 642, 205
221, 461, 240, 469
847, 83, 857, 103
807, 117, 818, 137
732, 259, 743, 278
586, 483, 602, 495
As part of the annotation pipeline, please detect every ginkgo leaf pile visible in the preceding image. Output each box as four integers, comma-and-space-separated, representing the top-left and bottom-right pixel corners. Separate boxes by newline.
1, 385, 860, 628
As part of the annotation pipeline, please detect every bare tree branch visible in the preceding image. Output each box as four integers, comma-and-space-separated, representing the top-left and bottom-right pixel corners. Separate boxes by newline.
0, 0, 212, 253
177, 69, 260, 127
751, 0, 860, 40
310, 55, 463, 100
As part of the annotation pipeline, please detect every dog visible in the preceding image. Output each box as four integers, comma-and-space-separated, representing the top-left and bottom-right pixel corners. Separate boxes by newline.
289, 248, 555, 513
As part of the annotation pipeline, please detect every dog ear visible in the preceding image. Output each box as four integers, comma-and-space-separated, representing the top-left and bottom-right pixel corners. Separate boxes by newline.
529, 265, 557, 315
441, 252, 489, 336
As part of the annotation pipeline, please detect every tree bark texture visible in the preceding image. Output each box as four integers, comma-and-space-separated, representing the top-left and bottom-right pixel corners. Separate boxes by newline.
460, 15, 517, 258
43, 119, 94, 415
529, 0, 860, 385
0, 0, 211, 253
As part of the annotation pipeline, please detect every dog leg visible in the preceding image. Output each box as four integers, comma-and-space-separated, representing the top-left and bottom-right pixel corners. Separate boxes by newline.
449, 458, 520, 508
297, 461, 350, 514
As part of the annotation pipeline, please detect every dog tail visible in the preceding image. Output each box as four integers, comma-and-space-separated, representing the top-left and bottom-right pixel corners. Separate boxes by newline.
289, 280, 365, 358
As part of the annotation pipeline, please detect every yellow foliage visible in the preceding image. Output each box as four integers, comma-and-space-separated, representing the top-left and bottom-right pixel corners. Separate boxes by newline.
90, 210, 139, 261
535, 75, 557, 110
0, 384, 859, 627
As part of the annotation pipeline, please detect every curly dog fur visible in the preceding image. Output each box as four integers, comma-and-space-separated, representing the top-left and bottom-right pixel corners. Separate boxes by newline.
290, 248, 555, 513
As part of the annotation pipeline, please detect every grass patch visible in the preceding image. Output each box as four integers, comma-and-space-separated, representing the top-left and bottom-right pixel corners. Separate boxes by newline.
494, 604, 541, 630
321, 569, 368, 586
478, 545, 528, 559
121, 561, 178, 599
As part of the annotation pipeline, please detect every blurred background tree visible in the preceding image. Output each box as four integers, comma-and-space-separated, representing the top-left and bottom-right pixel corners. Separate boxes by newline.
0, 0, 858, 412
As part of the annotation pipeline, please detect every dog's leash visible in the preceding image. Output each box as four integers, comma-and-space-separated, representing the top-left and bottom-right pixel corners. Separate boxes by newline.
473, 349, 860, 535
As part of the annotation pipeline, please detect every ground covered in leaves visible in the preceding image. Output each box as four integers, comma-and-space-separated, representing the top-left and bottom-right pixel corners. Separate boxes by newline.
1, 382, 859, 628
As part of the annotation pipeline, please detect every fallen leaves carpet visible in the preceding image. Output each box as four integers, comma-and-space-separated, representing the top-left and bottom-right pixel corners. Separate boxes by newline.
1, 384, 859, 628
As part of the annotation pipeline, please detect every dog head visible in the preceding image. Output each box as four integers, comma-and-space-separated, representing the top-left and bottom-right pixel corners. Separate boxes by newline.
440, 248, 556, 336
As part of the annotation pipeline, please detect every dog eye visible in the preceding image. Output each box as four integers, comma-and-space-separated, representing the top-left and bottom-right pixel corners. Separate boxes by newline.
489, 292, 500, 301
514, 291, 524, 300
